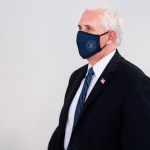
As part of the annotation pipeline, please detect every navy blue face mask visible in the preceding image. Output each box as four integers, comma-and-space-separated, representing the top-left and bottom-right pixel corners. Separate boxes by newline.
76, 31, 109, 59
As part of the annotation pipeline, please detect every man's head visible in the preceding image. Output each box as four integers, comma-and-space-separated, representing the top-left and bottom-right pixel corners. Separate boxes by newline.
77, 6, 123, 64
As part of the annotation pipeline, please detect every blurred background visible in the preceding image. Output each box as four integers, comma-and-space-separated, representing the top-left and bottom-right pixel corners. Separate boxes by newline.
0, 0, 150, 150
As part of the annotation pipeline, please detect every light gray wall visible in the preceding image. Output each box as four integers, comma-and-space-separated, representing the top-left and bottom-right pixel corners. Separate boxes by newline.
0, 0, 150, 150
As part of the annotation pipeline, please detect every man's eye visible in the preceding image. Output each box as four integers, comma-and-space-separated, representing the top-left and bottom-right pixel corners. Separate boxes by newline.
86, 26, 92, 31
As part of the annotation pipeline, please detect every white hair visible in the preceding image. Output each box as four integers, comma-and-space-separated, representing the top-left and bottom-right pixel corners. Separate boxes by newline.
86, 6, 124, 46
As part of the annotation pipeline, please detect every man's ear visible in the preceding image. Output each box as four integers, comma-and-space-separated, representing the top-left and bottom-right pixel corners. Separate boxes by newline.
107, 31, 116, 45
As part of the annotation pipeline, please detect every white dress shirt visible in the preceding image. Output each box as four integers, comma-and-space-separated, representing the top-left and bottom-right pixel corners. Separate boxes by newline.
64, 50, 116, 149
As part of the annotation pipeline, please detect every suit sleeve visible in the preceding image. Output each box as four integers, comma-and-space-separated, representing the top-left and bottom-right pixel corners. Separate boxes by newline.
122, 75, 150, 150
48, 71, 76, 150
48, 127, 59, 150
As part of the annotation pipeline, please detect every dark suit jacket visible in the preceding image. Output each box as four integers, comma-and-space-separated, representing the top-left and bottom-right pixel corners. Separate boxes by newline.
48, 50, 150, 150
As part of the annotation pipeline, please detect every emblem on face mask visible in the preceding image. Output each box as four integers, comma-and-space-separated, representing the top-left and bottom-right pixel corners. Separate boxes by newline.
86, 40, 97, 52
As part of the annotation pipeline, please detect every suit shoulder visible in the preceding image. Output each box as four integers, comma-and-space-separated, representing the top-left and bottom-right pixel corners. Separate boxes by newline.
119, 57, 147, 80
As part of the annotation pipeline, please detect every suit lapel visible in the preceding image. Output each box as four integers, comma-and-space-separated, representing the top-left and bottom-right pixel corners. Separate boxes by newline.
59, 65, 88, 149
73, 50, 123, 129
64, 65, 88, 110
60, 65, 88, 130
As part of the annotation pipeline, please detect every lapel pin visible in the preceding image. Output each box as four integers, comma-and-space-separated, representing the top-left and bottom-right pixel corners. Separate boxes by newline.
100, 78, 106, 84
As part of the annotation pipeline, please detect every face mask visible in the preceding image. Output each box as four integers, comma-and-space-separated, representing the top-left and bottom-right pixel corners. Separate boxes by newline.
76, 31, 109, 59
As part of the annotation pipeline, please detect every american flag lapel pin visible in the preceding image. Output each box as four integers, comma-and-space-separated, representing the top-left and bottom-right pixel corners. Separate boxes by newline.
100, 78, 105, 84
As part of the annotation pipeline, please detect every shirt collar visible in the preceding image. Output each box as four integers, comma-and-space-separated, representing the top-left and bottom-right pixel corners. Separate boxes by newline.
87, 50, 116, 78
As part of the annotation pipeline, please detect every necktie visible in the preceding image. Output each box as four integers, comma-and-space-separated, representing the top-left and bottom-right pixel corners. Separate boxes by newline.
73, 67, 95, 128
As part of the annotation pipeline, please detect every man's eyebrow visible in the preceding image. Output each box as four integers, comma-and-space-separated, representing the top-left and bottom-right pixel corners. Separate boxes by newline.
85, 25, 94, 30
78, 24, 94, 30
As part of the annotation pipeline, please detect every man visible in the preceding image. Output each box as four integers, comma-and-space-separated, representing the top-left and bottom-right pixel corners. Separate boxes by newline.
48, 6, 150, 150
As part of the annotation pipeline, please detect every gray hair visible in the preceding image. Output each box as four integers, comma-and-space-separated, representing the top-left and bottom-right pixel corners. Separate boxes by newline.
86, 6, 123, 46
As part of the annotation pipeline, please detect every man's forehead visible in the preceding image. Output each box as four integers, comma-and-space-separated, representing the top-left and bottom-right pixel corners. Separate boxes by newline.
78, 10, 102, 25
82, 10, 102, 19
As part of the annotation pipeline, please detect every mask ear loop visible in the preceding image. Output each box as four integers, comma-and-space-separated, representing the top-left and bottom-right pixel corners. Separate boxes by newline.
100, 31, 109, 36
100, 31, 109, 50
101, 44, 107, 50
